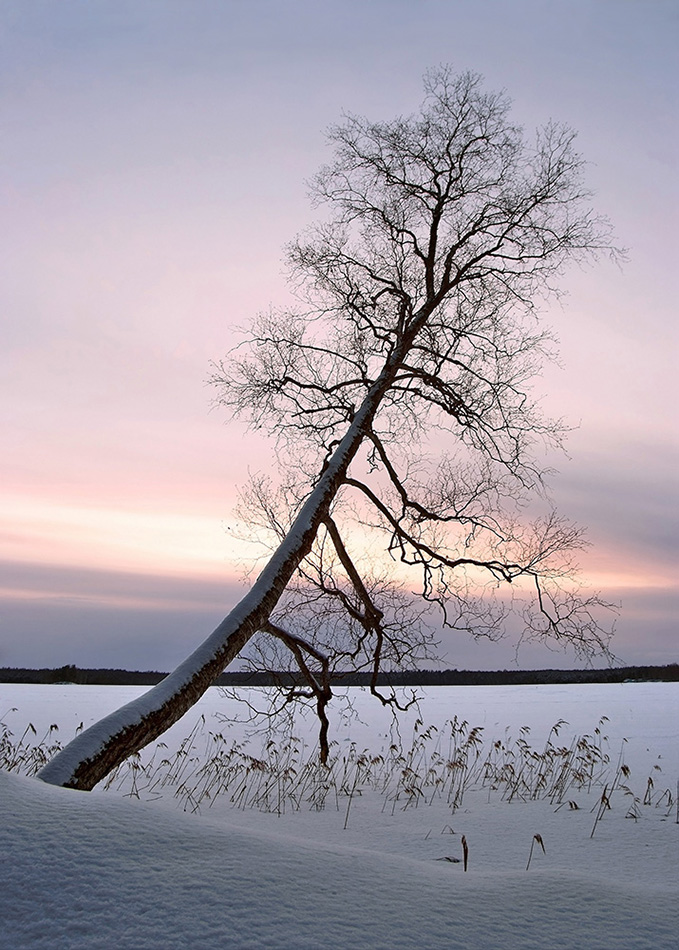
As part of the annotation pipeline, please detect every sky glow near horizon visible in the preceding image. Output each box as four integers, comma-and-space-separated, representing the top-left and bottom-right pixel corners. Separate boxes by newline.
1, 0, 677, 670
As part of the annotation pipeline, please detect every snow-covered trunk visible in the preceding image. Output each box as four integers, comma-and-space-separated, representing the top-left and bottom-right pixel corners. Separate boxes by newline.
38, 326, 423, 790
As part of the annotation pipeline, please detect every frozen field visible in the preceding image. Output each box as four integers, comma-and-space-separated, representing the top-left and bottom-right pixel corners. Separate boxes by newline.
1, 682, 678, 949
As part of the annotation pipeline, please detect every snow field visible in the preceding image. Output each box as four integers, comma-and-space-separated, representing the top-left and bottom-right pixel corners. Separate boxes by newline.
1, 682, 677, 949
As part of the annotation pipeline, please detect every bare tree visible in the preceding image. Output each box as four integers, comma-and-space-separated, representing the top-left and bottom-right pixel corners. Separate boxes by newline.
39, 68, 616, 790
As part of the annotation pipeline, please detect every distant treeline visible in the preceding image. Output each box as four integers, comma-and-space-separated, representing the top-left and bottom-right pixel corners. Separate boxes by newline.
1, 663, 677, 686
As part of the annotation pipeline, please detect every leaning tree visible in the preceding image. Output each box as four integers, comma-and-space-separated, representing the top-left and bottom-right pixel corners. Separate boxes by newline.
39, 68, 616, 790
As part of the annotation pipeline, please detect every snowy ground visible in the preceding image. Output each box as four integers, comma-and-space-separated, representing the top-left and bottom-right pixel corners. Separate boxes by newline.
1, 683, 678, 949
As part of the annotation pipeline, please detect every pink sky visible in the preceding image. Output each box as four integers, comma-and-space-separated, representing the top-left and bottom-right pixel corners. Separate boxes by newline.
1, 1, 677, 670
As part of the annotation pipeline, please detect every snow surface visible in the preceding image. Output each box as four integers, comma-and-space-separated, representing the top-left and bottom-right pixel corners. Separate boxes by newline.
2, 683, 678, 949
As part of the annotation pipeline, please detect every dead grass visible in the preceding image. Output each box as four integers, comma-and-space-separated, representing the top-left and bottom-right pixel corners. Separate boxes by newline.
3, 707, 675, 832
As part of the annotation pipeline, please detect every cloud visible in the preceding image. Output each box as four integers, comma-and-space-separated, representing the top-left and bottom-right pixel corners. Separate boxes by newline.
0, 559, 242, 610
549, 437, 679, 575
0, 560, 245, 669
1, 559, 675, 672
1, 0, 676, 674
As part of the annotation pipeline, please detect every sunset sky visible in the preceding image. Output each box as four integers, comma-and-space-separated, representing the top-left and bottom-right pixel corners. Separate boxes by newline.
2, 0, 677, 671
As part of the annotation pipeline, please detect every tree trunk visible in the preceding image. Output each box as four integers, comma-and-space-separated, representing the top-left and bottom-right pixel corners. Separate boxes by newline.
38, 332, 420, 789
